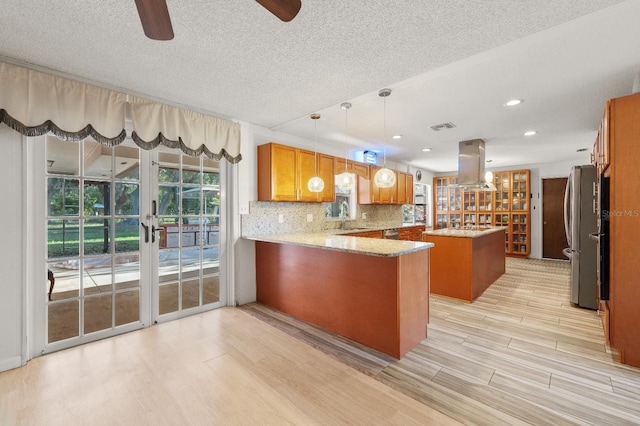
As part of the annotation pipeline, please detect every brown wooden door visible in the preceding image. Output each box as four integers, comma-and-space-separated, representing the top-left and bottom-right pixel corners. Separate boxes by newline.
542, 177, 568, 259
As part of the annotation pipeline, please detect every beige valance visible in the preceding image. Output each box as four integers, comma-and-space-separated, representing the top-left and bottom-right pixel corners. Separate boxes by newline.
129, 96, 242, 163
0, 61, 242, 163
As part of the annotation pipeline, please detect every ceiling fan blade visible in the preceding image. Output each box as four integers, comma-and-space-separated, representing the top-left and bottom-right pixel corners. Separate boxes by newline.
134, 0, 174, 40
255, 0, 301, 22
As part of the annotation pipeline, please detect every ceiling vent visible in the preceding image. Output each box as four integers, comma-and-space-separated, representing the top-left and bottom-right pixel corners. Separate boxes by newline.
430, 122, 456, 131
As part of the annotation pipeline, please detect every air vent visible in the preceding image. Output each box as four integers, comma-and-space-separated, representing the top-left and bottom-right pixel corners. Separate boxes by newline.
430, 122, 456, 131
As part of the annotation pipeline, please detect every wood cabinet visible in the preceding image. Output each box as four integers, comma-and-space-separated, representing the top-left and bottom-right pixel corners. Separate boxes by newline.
398, 225, 425, 241
334, 158, 370, 179
358, 166, 399, 204
257, 142, 335, 202
433, 170, 531, 257
592, 102, 611, 175
493, 170, 530, 256
433, 176, 461, 229
593, 92, 640, 368
395, 172, 414, 205
345, 230, 383, 239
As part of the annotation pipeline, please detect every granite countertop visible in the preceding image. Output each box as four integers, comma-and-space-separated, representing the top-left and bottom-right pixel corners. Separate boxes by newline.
242, 232, 434, 257
422, 227, 506, 239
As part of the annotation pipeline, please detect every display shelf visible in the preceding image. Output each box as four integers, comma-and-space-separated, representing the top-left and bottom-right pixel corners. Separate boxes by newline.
433, 169, 530, 256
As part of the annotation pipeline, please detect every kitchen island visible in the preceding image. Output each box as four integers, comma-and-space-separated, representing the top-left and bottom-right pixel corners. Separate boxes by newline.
244, 233, 434, 359
422, 227, 506, 302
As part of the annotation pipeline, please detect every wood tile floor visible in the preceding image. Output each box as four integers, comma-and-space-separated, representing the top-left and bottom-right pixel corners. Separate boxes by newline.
241, 257, 640, 426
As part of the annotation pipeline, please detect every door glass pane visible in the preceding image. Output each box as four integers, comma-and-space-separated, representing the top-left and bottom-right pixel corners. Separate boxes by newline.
115, 290, 139, 326
84, 140, 112, 179
48, 219, 80, 258
114, 145, 140, 180
156, 154, 221, 317
84, 293, 112, 334
114, 182, 139, 216
48, 300, 79, 343
48, 178, 80, 216
83, 218, 111, 255
47, 137, 142, 346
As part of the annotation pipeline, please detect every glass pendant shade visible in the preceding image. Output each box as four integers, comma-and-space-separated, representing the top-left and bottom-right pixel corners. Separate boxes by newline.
307, 113, 324, 193
308, 175, 325, 192
374, 166, 396, 188
337, 171, 355, 190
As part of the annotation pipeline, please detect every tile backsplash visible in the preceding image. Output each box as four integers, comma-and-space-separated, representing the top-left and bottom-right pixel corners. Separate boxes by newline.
241, 201, 404, 235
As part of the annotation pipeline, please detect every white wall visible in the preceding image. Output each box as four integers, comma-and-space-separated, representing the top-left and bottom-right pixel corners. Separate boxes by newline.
0, 126, 24, 371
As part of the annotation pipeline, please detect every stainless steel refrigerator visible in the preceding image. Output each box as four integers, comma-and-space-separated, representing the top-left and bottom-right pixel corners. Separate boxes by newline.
563, 165, 597, 310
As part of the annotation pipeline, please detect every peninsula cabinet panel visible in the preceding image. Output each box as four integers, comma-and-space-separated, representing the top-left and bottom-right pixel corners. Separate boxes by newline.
599, 92, 640, 368
257, 142, 335, 202
255, 241, 430, 359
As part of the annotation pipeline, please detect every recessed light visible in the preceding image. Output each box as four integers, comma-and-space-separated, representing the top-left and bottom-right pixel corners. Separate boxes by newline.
504, 99, 523, 107
392, 134, 402, 139
524, 130, 537, 136
421, 148, 432, 152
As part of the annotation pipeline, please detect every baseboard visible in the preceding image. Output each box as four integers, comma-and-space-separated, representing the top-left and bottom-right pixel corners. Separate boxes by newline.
0, 355, 23, 373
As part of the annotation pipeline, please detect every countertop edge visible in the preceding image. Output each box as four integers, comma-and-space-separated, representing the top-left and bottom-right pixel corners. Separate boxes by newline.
242, 233, 434, 257
422, 227, 506, 239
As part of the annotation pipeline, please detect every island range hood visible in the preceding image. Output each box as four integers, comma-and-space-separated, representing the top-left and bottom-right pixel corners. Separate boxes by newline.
455, 139, 496, 191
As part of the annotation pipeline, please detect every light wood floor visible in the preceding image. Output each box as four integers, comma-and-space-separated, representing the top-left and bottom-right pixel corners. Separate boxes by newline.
241, 258, 640, 426
0, 304, 458, 425
4, 257, 640, 425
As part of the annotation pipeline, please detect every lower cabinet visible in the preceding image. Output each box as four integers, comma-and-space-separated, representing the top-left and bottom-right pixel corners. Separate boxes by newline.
399, 225, 425, 241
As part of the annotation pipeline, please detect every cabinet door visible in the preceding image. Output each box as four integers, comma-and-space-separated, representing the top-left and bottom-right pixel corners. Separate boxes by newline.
318, 153, 335, 202
297, 149, 322, 202
260, 143, 298, 201
406, 173, 414, 204
494, 172, 510, 212
352, 161, 370, 179
396, 172, 406, 205
510, 170, 529, 211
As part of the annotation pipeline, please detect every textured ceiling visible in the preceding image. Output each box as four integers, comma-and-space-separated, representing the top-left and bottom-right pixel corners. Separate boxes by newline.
1, 0, 638, 171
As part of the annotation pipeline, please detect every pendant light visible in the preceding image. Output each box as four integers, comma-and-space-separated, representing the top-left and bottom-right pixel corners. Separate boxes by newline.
337, 102, 356, 191
307, 113, 325, 193
374, 88, 396, 188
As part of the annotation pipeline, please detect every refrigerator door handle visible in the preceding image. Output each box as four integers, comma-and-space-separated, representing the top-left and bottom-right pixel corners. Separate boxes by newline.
564, 174, 572, 247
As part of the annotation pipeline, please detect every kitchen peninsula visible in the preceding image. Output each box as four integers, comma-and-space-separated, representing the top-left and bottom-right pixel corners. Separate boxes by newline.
423, 227, 506, 302
244, 233, 433, 359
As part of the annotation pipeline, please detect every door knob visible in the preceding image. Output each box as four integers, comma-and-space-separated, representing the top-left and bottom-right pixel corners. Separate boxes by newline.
543, 221, 547, 225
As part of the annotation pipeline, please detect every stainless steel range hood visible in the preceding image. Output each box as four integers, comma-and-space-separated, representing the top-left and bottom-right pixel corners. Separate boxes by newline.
455, 139, 496, 191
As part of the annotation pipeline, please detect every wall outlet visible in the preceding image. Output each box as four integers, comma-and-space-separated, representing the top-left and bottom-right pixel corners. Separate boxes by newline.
307, 213, 313, 222
362, 212, 367, 220
278, 214, 284, 224
239, 205, 249, 215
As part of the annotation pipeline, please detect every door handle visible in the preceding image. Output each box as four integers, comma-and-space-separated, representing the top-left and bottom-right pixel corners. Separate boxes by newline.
140, 222, 149, 243
151, 225, 162, 243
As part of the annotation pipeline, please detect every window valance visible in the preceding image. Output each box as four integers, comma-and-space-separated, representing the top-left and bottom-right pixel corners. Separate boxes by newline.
0, 61, 241, 163
129, 96, 242, 163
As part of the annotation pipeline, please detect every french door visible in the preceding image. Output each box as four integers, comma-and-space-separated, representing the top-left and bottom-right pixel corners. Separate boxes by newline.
43, 136, 224, 351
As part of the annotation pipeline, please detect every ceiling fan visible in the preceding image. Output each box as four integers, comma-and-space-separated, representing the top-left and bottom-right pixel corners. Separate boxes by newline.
134, 0, 302, 41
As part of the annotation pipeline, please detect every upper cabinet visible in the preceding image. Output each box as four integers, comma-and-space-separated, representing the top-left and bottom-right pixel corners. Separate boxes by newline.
257, 142, 335, 202
358, 166, 398, 204
592, 102, 611, 175
334, 158, 370, 179
259, 141, 413, 205
358, 169, 415, 205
